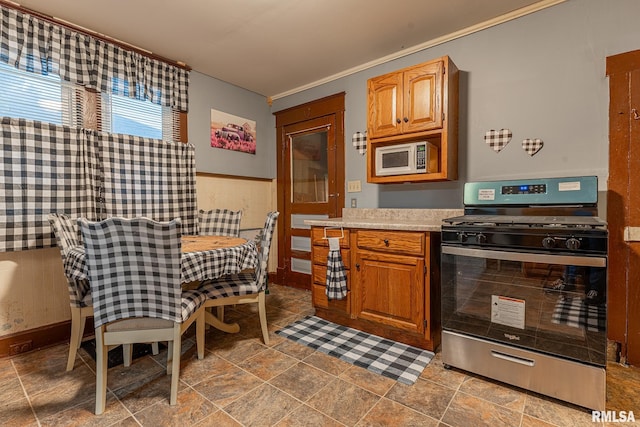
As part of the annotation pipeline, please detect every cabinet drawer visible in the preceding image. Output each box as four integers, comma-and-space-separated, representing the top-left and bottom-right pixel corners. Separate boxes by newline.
357, 230, 424, 256
313, 264, 350, 288
311, 227, 350, 247
312, 246, 351, 269
312, 283, 350, 312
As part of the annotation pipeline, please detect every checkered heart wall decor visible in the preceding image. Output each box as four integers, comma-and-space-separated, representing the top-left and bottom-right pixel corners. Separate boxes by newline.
522, 138, 544, 156
352, 131, 367, 155
484, 129, 512, 153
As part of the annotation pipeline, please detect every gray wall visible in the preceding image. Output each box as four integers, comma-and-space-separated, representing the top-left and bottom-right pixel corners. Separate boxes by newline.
270, 0, 640, 209
188, 71, 275, 179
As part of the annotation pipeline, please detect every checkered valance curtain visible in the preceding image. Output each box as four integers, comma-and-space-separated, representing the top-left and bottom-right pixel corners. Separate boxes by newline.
0, 118, 197, 252
0, 4, 189, 111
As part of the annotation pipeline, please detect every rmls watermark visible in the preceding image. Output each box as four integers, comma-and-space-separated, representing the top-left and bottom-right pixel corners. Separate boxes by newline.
592, 410, 635, 423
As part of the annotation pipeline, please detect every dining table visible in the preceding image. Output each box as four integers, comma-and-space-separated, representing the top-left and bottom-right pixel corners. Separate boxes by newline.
63, 234, 258, 333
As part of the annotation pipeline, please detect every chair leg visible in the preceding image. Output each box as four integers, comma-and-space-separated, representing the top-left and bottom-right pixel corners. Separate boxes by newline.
258, 292, 269, 345
216, 306, 225, 322
123, 344, 132, 367
151, 342, 159, 355
196, 310, 205, 360
169, 326, 181, 405
67, 307, 82, 371
166, 341, 173, 375
94, 326, 108, 415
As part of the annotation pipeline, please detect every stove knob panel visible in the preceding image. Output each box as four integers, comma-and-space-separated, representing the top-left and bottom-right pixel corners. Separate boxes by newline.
566, 238, 581, 250
457, 233, 468, 243
476, 233, 487, 244
542, 237, 556, 249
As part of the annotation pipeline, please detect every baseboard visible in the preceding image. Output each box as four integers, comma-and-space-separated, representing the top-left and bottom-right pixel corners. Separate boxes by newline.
0, 317, 94, 359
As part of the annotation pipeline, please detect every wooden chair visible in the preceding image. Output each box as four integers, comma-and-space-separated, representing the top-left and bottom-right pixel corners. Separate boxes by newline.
197, 208, 243, 237
199, 212, 279, 344
78, 217, 206, 414
49, 213, 159, 371
48, 213, 95, 371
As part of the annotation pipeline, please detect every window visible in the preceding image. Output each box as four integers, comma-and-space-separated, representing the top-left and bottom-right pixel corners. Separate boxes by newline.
101, 92, 177, 141
0, 61, 80, 126
0, 63, 181, 142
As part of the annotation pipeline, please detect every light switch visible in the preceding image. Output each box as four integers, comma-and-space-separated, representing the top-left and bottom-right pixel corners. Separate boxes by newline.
347, 180, 361, 192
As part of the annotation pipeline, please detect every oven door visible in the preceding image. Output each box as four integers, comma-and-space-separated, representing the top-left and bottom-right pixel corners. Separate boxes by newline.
441, 245, 607, 367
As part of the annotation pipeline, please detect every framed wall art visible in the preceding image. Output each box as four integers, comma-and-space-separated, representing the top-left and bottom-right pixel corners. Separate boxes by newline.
210, 109, 256, 154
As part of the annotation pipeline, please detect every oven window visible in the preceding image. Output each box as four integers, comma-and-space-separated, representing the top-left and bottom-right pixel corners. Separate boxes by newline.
441, 251, 607, 366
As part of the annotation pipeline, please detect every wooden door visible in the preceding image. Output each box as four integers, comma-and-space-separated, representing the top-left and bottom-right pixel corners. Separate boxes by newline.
274, 93, 345, 289
606, 49, 640, 365
353, 250, 425, 334
367, 71, 403, 139
404, 61, 444, 133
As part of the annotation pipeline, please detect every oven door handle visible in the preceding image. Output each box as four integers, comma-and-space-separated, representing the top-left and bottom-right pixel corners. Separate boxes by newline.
441, 245, 606, 267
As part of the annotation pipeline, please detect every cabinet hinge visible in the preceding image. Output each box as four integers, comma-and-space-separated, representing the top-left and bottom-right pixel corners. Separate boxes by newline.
423, 319, 428, 328
424, 265, 427, 275
442, 112, 445, 122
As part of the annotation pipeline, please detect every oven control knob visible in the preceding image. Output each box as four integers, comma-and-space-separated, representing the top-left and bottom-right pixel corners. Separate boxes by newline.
457, 232, 467, 243
476, 233, 487, 244
542, 237, 556, 249
566, 238, 581, 250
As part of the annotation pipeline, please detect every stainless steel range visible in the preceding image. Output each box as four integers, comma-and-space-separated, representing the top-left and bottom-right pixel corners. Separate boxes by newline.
441, 176, 607, 411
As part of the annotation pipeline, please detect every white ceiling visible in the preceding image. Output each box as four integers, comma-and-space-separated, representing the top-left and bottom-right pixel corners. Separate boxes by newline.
16, 0, 561, 99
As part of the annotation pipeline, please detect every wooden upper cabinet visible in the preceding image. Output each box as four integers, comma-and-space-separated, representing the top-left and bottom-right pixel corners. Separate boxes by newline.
368, 72, 403, 138
366, 56, 458, 184
368, 61, 443, 139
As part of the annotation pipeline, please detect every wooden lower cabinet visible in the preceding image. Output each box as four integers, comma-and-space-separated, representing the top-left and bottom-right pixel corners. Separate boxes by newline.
310, 227, 351, 313
353, 250, 425, 334
311, 226, 441, 351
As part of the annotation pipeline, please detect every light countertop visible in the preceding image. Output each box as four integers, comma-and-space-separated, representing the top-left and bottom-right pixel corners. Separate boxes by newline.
304, 208, 463, 232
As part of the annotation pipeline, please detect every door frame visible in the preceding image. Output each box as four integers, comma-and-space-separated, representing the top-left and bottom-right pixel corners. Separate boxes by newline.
606, 49, 640, 364
274, 92, 345, 289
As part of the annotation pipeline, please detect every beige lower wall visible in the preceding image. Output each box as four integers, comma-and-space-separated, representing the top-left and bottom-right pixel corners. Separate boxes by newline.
0, 175, 278, 338
0, 247, 70, 336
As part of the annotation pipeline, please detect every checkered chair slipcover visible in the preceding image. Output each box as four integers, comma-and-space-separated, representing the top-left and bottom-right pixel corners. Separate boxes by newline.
198, 209, 243, 237
48, 213, 93, 371
199, 211, 279, 344
78, 217, 206, 414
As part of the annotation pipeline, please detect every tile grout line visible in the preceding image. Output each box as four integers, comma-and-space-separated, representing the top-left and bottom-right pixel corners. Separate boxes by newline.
10, 358, 42, 427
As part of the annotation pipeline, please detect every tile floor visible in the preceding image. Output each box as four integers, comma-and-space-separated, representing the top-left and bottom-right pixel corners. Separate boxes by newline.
2, 283, 640, 427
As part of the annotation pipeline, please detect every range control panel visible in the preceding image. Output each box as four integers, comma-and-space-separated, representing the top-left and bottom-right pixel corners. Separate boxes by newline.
463, 176, 598, 206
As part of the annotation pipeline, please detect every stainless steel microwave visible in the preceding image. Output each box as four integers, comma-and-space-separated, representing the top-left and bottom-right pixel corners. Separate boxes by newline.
375, 141, 431, 176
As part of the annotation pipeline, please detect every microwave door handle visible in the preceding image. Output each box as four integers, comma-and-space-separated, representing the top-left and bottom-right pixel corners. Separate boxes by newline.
441, 245, 606, 268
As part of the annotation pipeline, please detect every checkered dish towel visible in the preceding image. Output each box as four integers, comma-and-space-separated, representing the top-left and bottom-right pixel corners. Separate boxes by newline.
325, 237, 347, 300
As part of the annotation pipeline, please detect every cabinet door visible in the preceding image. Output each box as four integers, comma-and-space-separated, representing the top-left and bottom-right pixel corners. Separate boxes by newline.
367, 72, 403, 139
403, 61, 443, 133
353, 250, 425, 334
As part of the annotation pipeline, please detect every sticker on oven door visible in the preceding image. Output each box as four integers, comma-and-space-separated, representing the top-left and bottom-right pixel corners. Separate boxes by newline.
491, 295, 525, 329
478, 189, 496, 200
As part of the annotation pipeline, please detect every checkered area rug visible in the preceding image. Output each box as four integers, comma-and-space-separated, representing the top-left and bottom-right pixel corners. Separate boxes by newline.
551, 296, 606, 332
276, 316, 434, 385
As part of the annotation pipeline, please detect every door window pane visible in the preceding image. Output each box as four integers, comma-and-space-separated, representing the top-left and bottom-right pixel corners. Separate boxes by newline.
290, 131, 328, 203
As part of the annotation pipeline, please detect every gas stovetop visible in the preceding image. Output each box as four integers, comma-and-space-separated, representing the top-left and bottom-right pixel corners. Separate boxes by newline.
443, 214, 607, 229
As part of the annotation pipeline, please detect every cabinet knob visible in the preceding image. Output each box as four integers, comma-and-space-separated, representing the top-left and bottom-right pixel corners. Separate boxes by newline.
396, 118, 401, 124
383, 239, 389, 246
356, 263, 360, 271
403, 117, 408, 123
